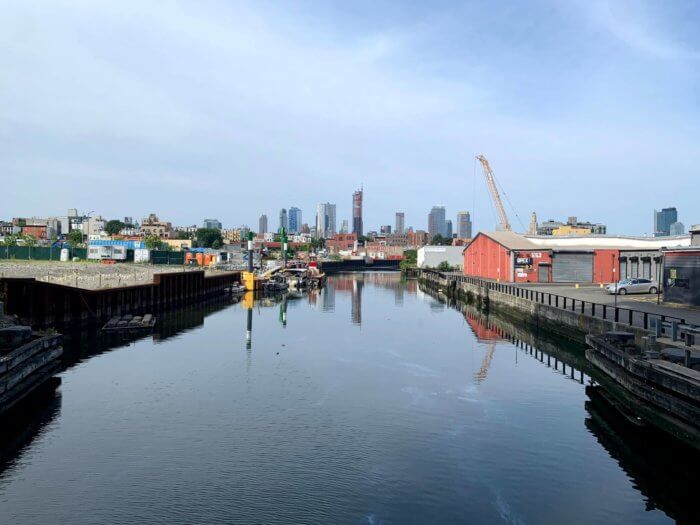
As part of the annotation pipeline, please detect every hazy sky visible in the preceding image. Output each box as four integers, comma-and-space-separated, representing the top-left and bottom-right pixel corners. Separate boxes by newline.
2, 0, 699, 235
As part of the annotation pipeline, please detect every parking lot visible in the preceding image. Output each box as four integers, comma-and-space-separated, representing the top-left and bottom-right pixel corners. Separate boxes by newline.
519, 282, 700, 326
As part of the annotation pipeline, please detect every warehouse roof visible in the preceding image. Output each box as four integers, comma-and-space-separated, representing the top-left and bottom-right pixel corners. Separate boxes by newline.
467, 231, 691, 252
468, 231, 538, 250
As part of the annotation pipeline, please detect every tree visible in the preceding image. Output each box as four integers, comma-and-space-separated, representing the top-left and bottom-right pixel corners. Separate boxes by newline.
67, 230, 84, 247
21, 234, 37, 247
176, 230, 192, 240
437, 260, 453, 272
400, 249, 417, 270
144, 234, 163, 250
211, 239, 222, 249
104, 220, 126, 236
310, 237, 325, 249
431, 234, 452, 246
2, 234, 18, 247
195, 228, 223, 248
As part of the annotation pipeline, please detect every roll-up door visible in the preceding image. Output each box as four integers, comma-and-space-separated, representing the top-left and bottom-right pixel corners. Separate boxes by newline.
631, 258, 639, 278
619, 259, 627, 279
642, 259, 651, 279
552, 252, 594, 282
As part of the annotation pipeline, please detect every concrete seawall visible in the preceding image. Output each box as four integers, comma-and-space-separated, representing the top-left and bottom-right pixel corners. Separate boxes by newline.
418, 270, 650, 343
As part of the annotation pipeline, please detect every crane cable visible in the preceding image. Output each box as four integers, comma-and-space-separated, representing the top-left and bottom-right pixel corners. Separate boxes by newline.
492, 167, 526, 232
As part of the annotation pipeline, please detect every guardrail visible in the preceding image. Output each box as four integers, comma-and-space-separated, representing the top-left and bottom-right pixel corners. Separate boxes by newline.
420, 269, 687, 332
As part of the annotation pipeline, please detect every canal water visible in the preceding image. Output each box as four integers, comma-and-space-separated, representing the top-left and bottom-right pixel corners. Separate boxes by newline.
0, 274, 695, 524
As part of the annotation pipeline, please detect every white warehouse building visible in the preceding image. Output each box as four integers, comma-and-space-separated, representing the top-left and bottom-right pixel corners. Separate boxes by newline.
417, 246, 464, 269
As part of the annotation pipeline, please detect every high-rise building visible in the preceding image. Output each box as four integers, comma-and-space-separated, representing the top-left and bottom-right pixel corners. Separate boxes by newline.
457, 211, 472, 238
670, 221, 685, 236
202, 218, 222, 230
340, 220, 349, 234
654, 207, 678, 237
279, 208, 288, 232
259, 214, 268, 234
380, 225, 392, 234
445, 220, 453, 238
428, 206, 446, 238
288, 207, 302, 234
353, 188, 363, 237
316, 203, 337, 238
395, 212, 405, 234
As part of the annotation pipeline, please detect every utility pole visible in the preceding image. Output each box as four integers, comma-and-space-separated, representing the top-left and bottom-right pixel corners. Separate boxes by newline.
247, 231, 254, 273
281, 227, 288, 268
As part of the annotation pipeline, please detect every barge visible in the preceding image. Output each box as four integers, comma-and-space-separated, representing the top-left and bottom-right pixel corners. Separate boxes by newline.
585, 331, 700, 448
1, 319, 63, 418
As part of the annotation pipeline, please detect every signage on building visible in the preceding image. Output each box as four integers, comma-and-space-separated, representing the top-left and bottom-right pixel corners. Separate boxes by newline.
516, 257, 533, 266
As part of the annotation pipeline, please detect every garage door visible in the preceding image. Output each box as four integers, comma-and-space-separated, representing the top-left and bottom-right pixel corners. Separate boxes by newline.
552, 253, 593, 282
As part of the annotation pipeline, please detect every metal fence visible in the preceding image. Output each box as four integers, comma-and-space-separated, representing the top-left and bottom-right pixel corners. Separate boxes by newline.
150, 251, 185, 265
421, 269, 687, 331
0, 246, 88, 260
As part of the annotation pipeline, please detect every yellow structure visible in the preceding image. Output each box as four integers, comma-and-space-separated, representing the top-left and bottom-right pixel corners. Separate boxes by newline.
161, 239, 192, 251
242, 271, 256, 291
551, 225, 592, 236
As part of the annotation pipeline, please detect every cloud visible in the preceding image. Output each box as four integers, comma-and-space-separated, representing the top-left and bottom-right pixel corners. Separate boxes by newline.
1, 0, 698, 234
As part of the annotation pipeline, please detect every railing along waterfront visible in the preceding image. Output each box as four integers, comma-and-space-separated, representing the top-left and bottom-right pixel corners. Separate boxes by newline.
420, 270, 687, 332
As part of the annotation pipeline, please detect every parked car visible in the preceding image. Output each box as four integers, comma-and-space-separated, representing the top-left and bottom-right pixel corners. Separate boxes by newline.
605, 278, 659, 295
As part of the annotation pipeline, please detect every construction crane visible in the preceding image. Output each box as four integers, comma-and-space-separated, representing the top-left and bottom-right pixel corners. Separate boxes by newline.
476, 155, 511, 232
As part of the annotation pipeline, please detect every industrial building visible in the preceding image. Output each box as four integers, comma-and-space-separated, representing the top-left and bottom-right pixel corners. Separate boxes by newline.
662, 225, 700, 306
463, 231, 690, 283
418, 246, 464, 269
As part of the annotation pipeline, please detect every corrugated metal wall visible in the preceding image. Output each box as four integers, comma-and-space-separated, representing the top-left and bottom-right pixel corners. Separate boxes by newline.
552, 252, 594, 282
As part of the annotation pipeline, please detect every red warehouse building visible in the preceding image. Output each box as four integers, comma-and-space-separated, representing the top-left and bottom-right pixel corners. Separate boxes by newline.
463, 231, 689, 284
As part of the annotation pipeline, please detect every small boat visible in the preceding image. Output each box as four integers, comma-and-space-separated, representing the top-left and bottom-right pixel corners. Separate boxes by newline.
229, 283, 246, 295
102, 314, 156, 332
263, 274, 289, 292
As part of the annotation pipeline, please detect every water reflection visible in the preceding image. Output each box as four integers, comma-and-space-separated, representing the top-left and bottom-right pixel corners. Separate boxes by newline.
585, 385, 699, 523
421, 282, 698, 522
0, 380, 61, 480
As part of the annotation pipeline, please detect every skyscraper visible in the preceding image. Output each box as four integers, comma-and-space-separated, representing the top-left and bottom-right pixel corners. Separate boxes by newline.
353, 188, 363, 237
288, 207, 302, 234
340, 219, 349, 234
395, 212, 405, 234
316, 203, 337, 238
279, 209, 288, 232
654, 207, 678, 237
259, 214, 268, 234
380, 225, 392, 234
428, 206, 446, 238
445, 220, 453, 239
670, 221, 685, 236
457, 211, 472, 238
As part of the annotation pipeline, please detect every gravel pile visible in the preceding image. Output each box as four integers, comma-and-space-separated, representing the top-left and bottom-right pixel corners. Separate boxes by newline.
0, 261, 207, 290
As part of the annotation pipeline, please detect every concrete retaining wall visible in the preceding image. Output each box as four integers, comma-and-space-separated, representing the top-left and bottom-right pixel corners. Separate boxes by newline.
419, 270, 649, 343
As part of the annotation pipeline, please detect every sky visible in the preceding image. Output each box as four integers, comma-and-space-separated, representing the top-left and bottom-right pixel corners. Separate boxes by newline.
1, 0, 699, 235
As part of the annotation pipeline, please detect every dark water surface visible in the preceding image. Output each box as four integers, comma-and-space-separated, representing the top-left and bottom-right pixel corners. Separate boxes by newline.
0, 274, 695, 524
